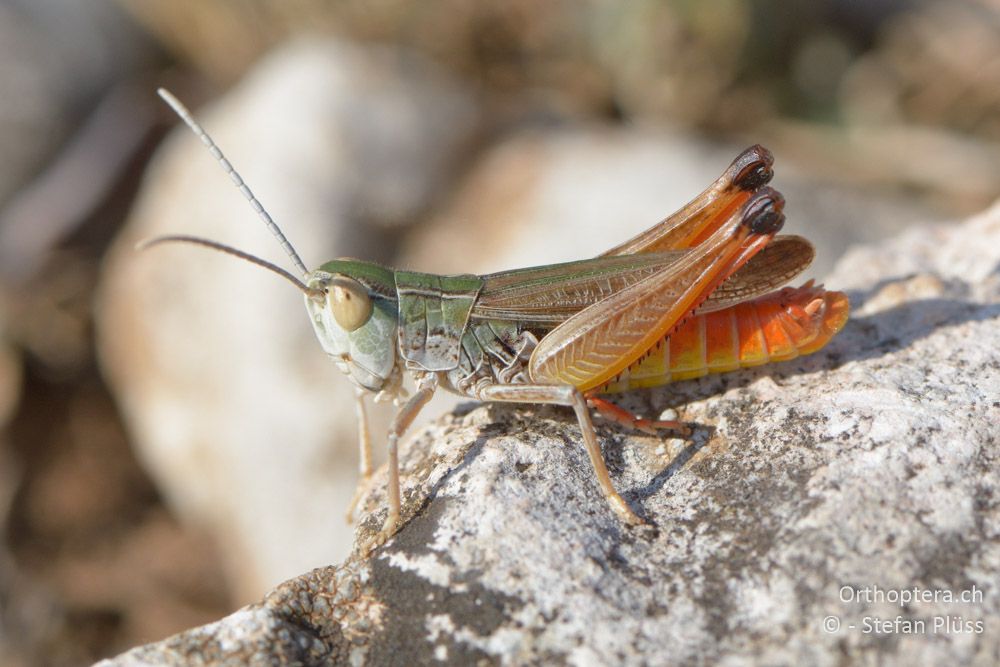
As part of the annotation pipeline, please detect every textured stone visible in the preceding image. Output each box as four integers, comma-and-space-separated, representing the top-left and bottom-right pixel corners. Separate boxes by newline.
101, 199, 999, 664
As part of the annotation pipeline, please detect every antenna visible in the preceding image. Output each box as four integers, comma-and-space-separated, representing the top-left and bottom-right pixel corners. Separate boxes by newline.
156, 87, 310, 278
137, 235, 324, 299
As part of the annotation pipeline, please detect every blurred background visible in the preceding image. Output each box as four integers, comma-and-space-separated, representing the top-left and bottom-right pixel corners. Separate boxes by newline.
0, 0, 998, 663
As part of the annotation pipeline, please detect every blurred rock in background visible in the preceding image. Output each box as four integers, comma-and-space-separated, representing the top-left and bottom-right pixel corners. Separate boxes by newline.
98, 38, 478, 603
1, 0, 999, 664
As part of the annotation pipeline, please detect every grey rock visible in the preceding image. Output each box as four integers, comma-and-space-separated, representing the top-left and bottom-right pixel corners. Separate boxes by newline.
0, 1, 159, 282
0, 0, 151, 206
101, 199, 1000, 663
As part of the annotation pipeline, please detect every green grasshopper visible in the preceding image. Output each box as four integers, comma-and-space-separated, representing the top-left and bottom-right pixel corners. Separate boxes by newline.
145, 89, 848, 543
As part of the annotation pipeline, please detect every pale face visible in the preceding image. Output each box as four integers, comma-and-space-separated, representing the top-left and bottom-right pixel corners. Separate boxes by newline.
305, 270, 399, 394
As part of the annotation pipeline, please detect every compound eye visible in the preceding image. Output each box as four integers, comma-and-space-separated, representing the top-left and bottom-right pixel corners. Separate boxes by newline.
327, 277, 372, 331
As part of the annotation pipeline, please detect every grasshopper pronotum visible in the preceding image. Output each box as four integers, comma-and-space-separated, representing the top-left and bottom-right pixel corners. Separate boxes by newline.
144, 89, 849, 544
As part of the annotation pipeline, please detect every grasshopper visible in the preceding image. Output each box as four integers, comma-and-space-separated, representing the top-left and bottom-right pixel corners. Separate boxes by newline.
145, 89, 849, 543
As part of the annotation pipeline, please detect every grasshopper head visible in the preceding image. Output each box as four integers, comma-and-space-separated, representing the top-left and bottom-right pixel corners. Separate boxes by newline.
148, 89, 408, 399
305, 259, 401, 396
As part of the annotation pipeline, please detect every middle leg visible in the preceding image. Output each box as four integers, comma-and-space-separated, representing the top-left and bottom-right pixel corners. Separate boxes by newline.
586, 394, 691, 436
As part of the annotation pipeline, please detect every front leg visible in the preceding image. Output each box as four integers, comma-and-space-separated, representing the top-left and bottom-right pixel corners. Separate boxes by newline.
380, 372, 437, 539
478, 383, 646, 527
345, 389, 374, 523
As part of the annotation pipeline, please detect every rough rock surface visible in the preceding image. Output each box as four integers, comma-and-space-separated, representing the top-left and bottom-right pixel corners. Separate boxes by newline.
101, 197, 1000, 663
97, 39, 478, 597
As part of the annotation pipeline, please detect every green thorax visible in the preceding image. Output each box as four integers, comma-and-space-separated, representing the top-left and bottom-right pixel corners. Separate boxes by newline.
393, 270, 483, 371
314, 260, 484, 373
